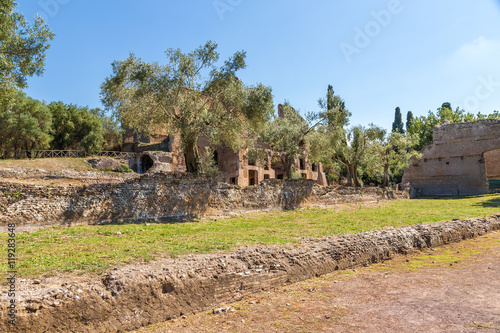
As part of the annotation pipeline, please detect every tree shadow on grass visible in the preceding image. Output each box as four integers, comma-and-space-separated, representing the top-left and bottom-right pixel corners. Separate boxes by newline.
416, 195, 486, 201
473, 197, 500, 208
414, 195, 500, 208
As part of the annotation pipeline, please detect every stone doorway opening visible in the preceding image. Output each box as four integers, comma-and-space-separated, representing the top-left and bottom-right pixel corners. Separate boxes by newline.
484, 149, 500, 191
139, 154, 154, 174
248, 170, 258, 186
272, 157, 285, 180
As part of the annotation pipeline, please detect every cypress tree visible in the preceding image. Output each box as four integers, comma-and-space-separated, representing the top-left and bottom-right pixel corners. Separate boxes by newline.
392, 107, 404, 133
327, 85, 334, 111
406, 111, 414, 131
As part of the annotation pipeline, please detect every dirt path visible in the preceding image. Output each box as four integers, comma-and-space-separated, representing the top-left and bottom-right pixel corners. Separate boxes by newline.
133, 232, 500, 333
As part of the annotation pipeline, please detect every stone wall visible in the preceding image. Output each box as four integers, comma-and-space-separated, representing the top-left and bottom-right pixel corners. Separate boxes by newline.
0, 173, 408, 226
402, 119, 500, 196
1, 216, 499, 332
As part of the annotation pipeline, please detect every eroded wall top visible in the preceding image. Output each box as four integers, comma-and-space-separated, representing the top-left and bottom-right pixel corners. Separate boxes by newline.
403, 119, 500, 196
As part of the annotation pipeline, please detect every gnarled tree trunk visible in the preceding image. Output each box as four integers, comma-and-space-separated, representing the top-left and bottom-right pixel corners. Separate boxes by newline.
383, 164, 390, 187
184, 141, 198, 173
285, 157, 294, 179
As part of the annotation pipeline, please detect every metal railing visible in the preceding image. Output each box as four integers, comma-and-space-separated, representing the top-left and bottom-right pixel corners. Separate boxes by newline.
0, 150, 137, 160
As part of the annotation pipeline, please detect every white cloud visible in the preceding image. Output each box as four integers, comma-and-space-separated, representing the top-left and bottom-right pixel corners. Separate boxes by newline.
442, 37, 500, 113
446, 36, 500, 74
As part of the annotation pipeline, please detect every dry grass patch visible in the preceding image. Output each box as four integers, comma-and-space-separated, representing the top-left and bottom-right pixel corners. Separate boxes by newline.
0, 158, 93, 171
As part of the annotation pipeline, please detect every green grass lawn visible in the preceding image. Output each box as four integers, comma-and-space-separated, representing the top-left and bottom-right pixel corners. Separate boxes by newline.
0, 158, 94, 171
2, 194, 500, 278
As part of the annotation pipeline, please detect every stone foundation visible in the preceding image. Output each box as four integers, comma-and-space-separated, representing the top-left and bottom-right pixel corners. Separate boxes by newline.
0, 173, 408, 226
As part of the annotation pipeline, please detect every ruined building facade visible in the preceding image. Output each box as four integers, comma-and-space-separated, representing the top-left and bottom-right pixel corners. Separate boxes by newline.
121, 107, 327, 187
402, 119, 500, 196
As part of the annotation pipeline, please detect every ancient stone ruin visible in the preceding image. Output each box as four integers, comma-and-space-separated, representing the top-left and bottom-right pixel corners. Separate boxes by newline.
122, 104, 327, 187
403, 119, 500, 196
2, 216, 499, 332
0, 171, 407, 226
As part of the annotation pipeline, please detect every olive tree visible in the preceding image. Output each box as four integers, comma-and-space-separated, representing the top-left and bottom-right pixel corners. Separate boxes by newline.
0, 0, 54, 105
259, 103, 308, 177
367, 125, 421, 187
0, 91, 52, 155
101, 41, 274, 172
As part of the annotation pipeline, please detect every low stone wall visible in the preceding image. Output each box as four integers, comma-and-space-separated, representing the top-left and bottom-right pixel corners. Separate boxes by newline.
0, 167, 137, 184
1, 216, 499, 332
0, 173, 408, 226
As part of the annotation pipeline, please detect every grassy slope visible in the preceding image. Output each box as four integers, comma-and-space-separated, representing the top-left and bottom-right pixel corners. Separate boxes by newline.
1, 194, 500, 278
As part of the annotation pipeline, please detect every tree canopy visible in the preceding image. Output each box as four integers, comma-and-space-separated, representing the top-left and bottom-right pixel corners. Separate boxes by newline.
48, 102, 109, 152
320, 85, 351, 130
101, 41, 274, 172
368, 127, 420, 186
0, 0, 54, 105
0, 91, 52, 154
406, 111, 413, 131
406, 103, 498, 151
0, 92, 121, 155
259, 103, 308, 177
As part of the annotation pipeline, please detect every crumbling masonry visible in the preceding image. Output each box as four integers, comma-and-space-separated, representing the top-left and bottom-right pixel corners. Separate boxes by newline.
402, 119, 500, 196
122, 104, 327, 187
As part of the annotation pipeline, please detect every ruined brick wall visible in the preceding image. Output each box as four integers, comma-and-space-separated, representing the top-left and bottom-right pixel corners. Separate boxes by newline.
484, 149, 500, 179
402, 119, 500, 196
0, 174, 407, 226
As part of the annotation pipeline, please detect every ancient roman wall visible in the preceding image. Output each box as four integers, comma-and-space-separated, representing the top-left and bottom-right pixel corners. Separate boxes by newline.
0, 173, 407, 226
402, 119, 500, 196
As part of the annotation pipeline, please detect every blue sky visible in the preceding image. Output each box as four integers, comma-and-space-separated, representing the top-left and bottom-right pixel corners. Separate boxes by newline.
17, 0, 500, 131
